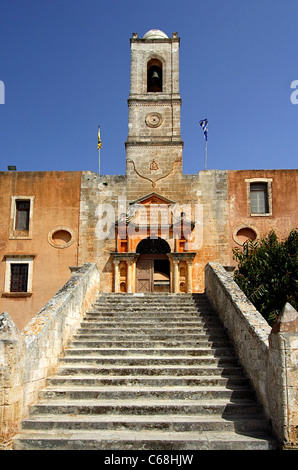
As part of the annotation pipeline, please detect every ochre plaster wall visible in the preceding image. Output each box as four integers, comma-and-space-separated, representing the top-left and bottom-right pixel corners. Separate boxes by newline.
228, 169, 298, 264
0, 171, 81, 329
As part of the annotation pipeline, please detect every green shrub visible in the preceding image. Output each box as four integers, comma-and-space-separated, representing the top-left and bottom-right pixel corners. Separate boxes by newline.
233, 229, 298, 325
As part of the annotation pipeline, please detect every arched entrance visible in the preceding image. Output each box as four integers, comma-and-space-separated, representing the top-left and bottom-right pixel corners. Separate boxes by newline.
136, 238, 170, 293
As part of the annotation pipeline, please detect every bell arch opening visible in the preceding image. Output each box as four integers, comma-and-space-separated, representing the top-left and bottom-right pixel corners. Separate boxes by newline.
147, 58, 163, 92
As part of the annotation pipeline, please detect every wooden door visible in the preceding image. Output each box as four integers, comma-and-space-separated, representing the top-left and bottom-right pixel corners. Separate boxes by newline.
136, 257, 153, 293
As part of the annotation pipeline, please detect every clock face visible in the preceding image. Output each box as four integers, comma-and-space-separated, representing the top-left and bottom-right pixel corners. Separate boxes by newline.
145, 112, 163, 128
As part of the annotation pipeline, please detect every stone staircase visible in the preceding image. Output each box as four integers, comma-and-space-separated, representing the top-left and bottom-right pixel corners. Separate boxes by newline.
13, 293, 277, 450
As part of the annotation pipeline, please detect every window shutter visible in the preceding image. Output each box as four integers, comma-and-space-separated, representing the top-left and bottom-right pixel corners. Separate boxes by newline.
16, 200, 30, 230
250, 183, 268, 214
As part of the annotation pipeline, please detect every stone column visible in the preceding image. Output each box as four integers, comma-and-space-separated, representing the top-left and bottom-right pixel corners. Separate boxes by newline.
126, 258, 133, 293
173, 259, 179, 293
113, 259, 120, 293
187, 259, 193, 293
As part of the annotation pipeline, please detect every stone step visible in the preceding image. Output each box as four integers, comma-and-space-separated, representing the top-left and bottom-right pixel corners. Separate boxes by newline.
88, 311, 208, 318
97, 293, 196, 297
84, 314, 209, 321
92, 306, 208, 312
13, 428, 276, 451
82, 316, 217, 324
69, 339, 231, 348
27, 398, 266, 417
56, 364, 245, 377
94, 297, 200, 302
47, 374, 249, 387
76, 327, 224, 336
58, 355, 239, 366
93, 299, 207, 305
63, 347, 234, 357
38, 385, 256, 401
21, 413, 271, 433
72, 333, 228, 342
76, 328, 224, 342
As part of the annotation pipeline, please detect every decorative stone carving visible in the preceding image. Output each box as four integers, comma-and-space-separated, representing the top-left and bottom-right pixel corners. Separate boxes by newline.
150, 160, 159, 171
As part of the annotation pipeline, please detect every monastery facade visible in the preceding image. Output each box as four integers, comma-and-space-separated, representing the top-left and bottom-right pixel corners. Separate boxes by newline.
1, 30, 297, 330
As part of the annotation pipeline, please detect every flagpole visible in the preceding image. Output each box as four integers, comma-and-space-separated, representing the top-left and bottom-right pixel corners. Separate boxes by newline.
97, 125, 102, 174
199, 119, 208, 171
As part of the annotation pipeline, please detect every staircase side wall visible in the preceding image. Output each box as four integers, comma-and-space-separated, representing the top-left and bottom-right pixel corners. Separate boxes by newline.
205, 262, 270, 409
0, 263, 100, 449
205, 262, 298, 448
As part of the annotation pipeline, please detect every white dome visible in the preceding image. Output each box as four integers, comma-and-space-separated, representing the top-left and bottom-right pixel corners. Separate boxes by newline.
143, 29, 168, 39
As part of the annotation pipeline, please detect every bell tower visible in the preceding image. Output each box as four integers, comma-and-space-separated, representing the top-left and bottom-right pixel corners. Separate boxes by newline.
125, 30, 183, 185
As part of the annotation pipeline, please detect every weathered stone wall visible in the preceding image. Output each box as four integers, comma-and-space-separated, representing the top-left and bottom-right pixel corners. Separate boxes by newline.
78, 172, 126, 292
205, 262, 298, 447
0, 263, 100, 449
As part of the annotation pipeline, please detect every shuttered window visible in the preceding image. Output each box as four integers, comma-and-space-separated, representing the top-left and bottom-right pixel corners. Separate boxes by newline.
15, 200, 30, 230
10, 263, 29, 292
250, 183, 269, 214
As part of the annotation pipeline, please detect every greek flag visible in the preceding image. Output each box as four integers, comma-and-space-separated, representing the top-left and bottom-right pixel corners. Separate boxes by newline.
199, 119, 208, 141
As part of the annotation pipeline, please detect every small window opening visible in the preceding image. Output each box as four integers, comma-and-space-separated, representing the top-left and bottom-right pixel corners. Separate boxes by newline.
15, 200, 30, 230
147, 59, 162, 92
10, 263, 29, 292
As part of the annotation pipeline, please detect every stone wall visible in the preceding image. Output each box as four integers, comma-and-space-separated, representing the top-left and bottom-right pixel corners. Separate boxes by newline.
0, 263, 100, 449
205, 262, 298, 447
78, 172, 127, 292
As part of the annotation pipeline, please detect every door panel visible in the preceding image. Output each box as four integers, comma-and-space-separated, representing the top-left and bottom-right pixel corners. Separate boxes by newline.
136, 258, 153, 293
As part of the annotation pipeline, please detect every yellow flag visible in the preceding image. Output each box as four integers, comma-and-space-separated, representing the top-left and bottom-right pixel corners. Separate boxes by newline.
97, 126, 102, 149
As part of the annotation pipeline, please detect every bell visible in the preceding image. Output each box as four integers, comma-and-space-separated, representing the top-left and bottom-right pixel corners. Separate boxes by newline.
151, 70, 159, 80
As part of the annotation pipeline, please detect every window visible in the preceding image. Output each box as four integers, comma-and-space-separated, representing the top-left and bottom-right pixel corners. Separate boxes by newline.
3, 256, 34, 295
246, 178, 272, 216
15, 200, 30, 230
10, 263, 29, 292
10, 196, 34, 239
250, 183, 269, 214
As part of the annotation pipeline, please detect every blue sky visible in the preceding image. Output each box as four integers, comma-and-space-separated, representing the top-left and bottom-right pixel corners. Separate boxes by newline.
0, 0, 297, 175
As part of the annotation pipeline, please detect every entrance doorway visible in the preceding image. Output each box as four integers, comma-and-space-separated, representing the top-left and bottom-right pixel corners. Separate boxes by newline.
136, 238, 170, 293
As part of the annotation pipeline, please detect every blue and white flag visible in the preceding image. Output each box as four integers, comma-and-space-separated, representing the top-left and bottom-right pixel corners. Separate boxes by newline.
199, 119, 208, 141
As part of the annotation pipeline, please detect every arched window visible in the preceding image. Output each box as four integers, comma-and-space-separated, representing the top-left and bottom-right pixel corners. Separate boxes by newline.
147, 59, 162, 92
136, 237, 170, 254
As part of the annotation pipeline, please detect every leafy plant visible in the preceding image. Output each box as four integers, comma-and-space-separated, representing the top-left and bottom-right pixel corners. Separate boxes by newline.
233, 229, 298, 326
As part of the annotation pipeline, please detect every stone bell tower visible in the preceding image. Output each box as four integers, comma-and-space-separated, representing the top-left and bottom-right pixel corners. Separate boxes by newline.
125, 30, 183, 187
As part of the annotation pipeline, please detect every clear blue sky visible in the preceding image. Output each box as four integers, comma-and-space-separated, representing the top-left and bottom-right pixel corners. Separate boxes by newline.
0, 0, 297, 175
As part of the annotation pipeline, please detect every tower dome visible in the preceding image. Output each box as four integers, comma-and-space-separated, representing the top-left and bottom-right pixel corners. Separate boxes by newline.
143, 29, 168, 39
